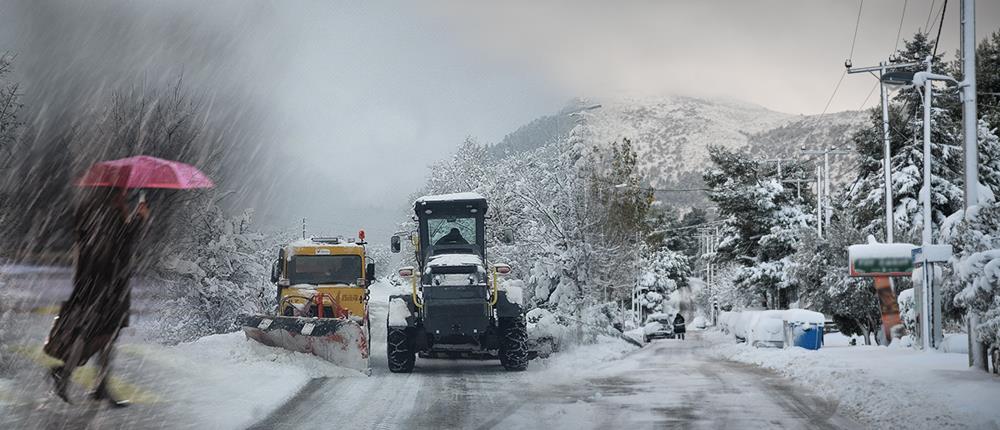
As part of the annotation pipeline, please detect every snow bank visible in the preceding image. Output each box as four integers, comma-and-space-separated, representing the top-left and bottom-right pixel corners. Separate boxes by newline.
529, 335, 638, 382
126, 332, 361, 430
707, 330, 1000, 429
721, 309, 825, 347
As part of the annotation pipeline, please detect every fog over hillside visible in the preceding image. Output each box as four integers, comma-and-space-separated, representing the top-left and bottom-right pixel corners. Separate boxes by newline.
487, 95, 868, 209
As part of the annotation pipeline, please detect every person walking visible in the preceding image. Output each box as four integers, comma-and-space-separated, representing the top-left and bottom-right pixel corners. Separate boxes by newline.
44, 188, 149, 407
673, 313, 686, 340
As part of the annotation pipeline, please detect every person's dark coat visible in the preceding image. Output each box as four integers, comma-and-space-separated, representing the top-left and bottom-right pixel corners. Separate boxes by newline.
673, 314, 686, 334
44, 195, 145, 365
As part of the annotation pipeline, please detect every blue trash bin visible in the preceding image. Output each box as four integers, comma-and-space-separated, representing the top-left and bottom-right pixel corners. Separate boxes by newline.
791, 322, 824, 350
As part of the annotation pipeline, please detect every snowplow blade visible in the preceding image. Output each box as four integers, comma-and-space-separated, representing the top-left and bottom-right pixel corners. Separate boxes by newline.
239, 314, 370, 373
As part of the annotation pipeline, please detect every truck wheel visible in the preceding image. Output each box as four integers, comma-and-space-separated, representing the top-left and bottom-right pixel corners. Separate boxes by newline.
387, 327, 415, 373
499, 317, 528, 371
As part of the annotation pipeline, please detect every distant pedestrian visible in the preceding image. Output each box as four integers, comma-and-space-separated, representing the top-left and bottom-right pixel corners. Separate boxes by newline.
673, 313, 686, 340
44, 188, 149, 407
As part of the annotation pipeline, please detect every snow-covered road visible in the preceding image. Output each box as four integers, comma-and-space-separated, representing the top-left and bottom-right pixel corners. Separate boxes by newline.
250, 334, 859, 430
249, 283, 858, 429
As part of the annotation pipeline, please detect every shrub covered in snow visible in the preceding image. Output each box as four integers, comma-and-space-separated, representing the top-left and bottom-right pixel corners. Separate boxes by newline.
942, 200, 1000, 355
148, 205, 290, 343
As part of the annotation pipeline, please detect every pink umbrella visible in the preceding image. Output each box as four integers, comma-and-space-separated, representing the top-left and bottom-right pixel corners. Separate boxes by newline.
76, 155, 214, 189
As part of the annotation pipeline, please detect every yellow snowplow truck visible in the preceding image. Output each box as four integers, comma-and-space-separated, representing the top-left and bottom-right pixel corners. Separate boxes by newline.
240, 234, 374, 373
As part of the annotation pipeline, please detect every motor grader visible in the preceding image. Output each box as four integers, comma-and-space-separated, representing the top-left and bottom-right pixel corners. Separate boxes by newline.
240, 233, 374, 373
387, 192, 527, 372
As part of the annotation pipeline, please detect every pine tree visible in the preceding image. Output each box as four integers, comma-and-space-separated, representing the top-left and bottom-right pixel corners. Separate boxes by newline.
704, 146, 812, 308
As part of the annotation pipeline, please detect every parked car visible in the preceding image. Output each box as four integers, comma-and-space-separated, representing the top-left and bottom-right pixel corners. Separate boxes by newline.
643, 313, 675, 343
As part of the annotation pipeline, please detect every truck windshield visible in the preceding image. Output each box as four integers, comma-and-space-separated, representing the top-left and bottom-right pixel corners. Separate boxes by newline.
428, 217, 477, 246
288, 255, 361, 285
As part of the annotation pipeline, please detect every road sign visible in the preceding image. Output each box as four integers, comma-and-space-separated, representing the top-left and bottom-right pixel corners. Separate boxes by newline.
911, 245, 953, 265
848, 243, 916, 277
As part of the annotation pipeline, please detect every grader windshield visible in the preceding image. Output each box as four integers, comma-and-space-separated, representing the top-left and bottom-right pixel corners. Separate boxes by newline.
428, 217, 477, 246
287, 255, 362, 285
413, 193, 488, 269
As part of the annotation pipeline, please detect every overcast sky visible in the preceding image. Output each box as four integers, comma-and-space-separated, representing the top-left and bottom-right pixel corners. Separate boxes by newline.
2, 1, 998, 237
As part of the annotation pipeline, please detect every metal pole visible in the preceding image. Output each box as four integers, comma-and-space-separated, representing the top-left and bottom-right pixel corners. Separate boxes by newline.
961, 0, 979, 209
921, 57, 934, 351
880, 63, 895, 243
960, 0, 986, 371
824, 151, 832, 227
921, 59, 934, 251
816, 165, 823, 237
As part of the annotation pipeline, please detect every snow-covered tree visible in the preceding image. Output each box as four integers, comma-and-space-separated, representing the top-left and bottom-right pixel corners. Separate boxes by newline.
943, 200, 1000, 356
789, 206, 882, 344
845, 32, 963, 245
704, 146, 813, 308
636, 245, 691, 317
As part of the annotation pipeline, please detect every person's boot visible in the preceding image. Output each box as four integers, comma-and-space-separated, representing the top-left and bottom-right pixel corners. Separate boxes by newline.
49, 366, 72, 404
91, 381, 130, 408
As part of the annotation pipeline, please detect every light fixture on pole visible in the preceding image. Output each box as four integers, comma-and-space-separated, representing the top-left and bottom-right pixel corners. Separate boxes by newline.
880, 57, 961, 350
848, 60, 922, 244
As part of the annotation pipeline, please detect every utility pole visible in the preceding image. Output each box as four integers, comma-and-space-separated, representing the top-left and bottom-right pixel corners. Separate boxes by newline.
802, 148, 850, 232
761, 158, 791, 179
959, 0, 987, 372
783, 177, 817, 200
698, 226, 718, 307
816, 165, 823, 237
848, 60, 922, 243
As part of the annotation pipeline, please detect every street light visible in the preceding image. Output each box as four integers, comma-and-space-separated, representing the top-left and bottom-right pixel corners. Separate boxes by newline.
848, 60, 922, 244
880, 56, 962, 350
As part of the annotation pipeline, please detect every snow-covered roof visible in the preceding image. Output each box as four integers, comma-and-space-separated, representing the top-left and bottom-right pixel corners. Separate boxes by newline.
415, 192, 486, 204
848, 243, 916, 259
287, 238, 363, 248
427, 253, 483, 267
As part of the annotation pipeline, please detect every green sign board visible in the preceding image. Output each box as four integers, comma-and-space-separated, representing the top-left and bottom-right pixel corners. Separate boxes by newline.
848, 244, 916, 277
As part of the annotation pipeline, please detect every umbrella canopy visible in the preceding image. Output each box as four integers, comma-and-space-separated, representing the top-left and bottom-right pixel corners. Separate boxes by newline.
77, 155, 215, 189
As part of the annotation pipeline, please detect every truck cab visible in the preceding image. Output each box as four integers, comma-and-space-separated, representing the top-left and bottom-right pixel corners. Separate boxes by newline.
271, 236, 375, 321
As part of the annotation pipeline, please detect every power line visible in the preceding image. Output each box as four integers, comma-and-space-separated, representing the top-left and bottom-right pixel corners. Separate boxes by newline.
924, 0, 938, 33
799, 70, 850, 165
931, 0, 949, 59
893, 0, 909, 53
858, 80, 880, 110
849, 0, 866, 61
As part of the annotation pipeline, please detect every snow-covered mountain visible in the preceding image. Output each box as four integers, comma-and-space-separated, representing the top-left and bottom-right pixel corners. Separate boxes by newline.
490, 96, 868, 207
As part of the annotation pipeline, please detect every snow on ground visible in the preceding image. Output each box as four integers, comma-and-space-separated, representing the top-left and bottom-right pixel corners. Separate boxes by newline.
705, 329, 1000, 429
529, 335, 638, 382
123, 332, 363, 430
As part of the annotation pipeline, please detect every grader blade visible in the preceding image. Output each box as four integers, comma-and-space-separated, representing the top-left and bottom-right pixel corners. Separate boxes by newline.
240, 314, 370, 373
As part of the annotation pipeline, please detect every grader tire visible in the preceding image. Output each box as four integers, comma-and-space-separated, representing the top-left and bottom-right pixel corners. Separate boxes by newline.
387, 327, 415, 373
499, 317, 528, 371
